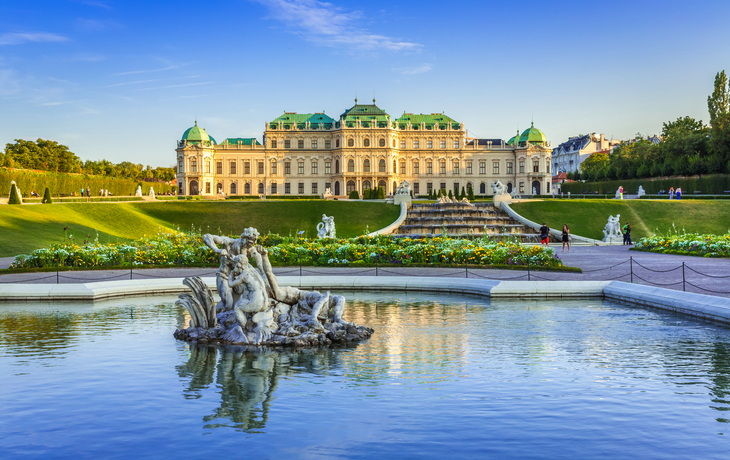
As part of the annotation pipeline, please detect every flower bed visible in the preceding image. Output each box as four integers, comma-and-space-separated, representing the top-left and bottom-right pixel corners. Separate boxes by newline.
634, 230, 730, 257
10, 232, 565, 270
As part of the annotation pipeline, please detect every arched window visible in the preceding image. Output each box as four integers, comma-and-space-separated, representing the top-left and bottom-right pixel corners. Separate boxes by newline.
336, 139, 340, 148
230, 183, 237, 195
480, 182, 486, 194
440, 182, 446, 192
348, 138, 354, 147
216, 183, 223, 194
258, 183, 264, 194
392, 139, 396, 147
393, 160, 397, 172
364, 138, 370, 147
362, 180, 371, 190
379, 138, 386, 147
346, 180, 356, 193
189, 180, 199, 195
379, 159, 386, 172
244, 183, 251, 194
335, 160, 340, 173
378, 180, 386, 189
363, 159, 370, 172
348, 159, 354, 172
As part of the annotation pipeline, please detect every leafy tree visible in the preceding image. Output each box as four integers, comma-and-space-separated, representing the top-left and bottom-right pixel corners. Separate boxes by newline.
581, 152, 609, 181
42, 187, 52, 204
708, 70, 730, 171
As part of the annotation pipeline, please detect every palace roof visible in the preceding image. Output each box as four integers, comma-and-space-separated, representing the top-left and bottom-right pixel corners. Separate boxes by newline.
395, 113, 461, 130
269, 112, 335, 130
182, 121, 216, 145
518, 123, 547, 146
222, 138, 261, 146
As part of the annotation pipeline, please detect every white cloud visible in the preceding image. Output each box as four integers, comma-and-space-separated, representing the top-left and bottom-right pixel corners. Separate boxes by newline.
252, 0, 421, 52
131, 81, 214, 92
113, 65, 180, 76
0, 33, 69, 46
396, 63, 433, 75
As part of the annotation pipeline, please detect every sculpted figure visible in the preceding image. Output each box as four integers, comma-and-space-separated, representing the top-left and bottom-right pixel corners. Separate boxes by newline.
491, 180, 505, 196
603, 214, 622, 240
317, 214, 335, 238
135, 185, 142, 197
395, 180, 411, 196
228, 254, 276, 344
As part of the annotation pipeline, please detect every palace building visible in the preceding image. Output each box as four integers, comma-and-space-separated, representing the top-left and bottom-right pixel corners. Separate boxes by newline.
175, 100, 552, 197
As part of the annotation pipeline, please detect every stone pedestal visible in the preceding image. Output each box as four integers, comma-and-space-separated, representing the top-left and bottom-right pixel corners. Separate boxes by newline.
394, 194, 412, 206
493, 193, 512, 207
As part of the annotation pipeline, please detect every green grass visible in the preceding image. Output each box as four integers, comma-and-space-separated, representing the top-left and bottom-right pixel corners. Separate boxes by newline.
0, 201, 401, 257
511, 199, 730, 241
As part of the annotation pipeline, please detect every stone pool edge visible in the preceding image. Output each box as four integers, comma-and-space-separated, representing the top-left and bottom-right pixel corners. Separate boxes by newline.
1, 276, 728, 325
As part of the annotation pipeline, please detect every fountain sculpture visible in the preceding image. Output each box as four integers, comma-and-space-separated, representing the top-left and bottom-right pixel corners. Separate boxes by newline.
174, 227, 373, 347
316, 214, 336, 238
602, 214, 622, 243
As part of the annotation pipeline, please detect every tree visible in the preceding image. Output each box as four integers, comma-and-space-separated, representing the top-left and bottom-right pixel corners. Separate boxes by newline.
8, 183, 21, 204
377, 186, 385, 199
467, 185, 474, 201
348, 190, 359, 199
459, 186, 466, 200
42, 187, 52, 204
448, 190, 454, 199
581, 151, 609, 181
708, 70, 730, 170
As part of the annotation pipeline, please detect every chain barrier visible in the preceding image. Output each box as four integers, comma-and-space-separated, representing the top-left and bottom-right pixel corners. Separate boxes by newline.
58, 272, 130, 281
631, 272, 684, 287
632, 260, 683, 273
684, 281, 730, 295
579, 259, 630, 273
0, 273, 59, 283
684, 265, 730, 278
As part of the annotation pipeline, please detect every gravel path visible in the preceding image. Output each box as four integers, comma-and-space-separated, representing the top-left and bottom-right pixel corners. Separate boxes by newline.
1, 245, 729, 297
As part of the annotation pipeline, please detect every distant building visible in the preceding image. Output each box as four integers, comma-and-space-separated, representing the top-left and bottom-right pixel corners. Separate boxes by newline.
551, 133, 619, 175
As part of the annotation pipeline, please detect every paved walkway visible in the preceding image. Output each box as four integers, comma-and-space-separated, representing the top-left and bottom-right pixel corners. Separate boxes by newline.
1, 245, 729, 297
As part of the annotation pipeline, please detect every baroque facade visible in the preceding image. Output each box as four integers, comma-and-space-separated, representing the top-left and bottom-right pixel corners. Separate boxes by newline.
551, 133, 619, 175
175, 100, 553, 197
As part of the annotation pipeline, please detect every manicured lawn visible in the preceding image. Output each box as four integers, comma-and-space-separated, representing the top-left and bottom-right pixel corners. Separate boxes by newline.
0, 201, 400, 257
510, 199, 730, 241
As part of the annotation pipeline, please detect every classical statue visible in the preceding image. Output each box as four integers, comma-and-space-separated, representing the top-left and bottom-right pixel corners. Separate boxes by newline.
532, 187, 537, 196
395, 180, 411, 196
149, 187, 155, 199
638, 185, 646, 197
602, 214, 622, 241
317, 214, 335, 238
135, 185, 142, 197
175, 228, 372, 347
491, 180, 506, 196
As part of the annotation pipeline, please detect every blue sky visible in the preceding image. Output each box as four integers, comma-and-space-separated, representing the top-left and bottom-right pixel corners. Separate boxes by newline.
1, 0, 729, 167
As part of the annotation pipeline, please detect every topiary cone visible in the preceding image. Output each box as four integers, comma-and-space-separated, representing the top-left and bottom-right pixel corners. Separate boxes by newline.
42, 187, 53, 204
8, 183, 21, 205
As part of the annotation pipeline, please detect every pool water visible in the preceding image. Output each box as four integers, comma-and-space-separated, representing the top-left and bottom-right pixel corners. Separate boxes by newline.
1, 292, 730, 459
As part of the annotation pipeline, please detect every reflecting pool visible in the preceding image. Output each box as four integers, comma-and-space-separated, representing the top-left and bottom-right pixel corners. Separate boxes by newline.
2, 292, 730, 459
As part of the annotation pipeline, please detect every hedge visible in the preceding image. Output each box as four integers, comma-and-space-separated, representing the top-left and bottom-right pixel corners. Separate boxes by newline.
1, 167, 173, 197
559, 174, 730, 195
226, 195, 322, 200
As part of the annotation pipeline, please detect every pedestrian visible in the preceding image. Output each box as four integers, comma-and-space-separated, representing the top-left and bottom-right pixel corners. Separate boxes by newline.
676, 187, 682, 200
567, 191, 571, 199
81, 187, 85, 196
539, 222, 550, 246
552, 190, 555, 199
86, 187, 90, 198
623, 222, 632, 245
619, 185, 624, 200
669, 187, 674, 199
561, 191, 564, 199
622, 222, 628, 245
561, 224, 570, 252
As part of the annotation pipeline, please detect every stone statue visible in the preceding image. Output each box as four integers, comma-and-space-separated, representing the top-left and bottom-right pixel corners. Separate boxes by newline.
322, 187, 333, 199
174, 227, 373, 347
532, 187, 537, 196
135, 185, 142, 197
602, 214, 622, 242
491, 180, 506, 196
317, 214, 336, 238
395, 180, 411, 196
638, 185, 646, 197
149, 187, 155, 199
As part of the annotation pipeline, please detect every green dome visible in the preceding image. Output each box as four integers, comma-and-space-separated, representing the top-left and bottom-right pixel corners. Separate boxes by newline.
182, 121, 216, 145
507, 129, 520, 146
518, 122, 546, 146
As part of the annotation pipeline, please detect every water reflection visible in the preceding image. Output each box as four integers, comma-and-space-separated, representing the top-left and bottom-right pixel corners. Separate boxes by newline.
177, 343, 347, 432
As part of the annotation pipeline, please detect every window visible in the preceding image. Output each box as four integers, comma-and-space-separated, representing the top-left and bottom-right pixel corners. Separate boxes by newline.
393, 160, 397, 172
453, 160, 459, 174
230, 161, 236, 175
312, 182, 318, 194
298, 182, 304, 194
191, 158, 197, 173
414, 140, 419, 149
427, 161, 433, 175
533, 160, 539, 173
393, 139, 396, 147
414, 160, 420, 175
346, 180, 355, 193
414, 182, 420, 194
426, 182, 433, 193
245, 183, 251, 194
311, 140, 318, 149
440, 140, 446, 149
258, 183, 264, 194
379, 138, 385, 147
519, 182, 525, 193
285, 183, 291, 194
454, 182, 460, 195
244, 161, 250, 175
270, 160, 277, 176
493, 162, 499, 175
271, 140, 277, 148
480, 183, 485, 194
466, 161, 472, 175
325, 182, 331, 191
298, 161, 304, 175
325, 162, 331, 174
400, 160, 406, 174
348, 138, 354, 147
507, 162, 513, 175
284, 139, 291, 149
325, 139, 331, 149
440, 161, 446, 175
440, 182, 446, 192
336, 139, 340, 148
347, 159, 354, 172
205, 182, 211, 193
519, 161, 525, 173
363, 180, 371, 190
479, 162, 486, 175
178, 159, 184, 173
363, 159, 370, 173
296, 139, 303, 149
271, 182, 277, 194
364, 138, 370, 147
427, 140, 433, 149
284, 161, 291, 175
231, 183, 237, 195
400, 140, 406, 149
379, 159, 386, 172
258, 161, 264, 175
205, 160, 211, 174
454, 140, 460, 149
335, 160, 340, 173
216, 161, 222, 174
546, 163, 550, 174
312, 161, 318, 175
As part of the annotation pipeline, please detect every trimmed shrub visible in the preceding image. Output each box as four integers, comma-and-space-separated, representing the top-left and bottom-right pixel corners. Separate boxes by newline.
561, 174, 730, 195
42, 187, 52, 204
377, 186, 385, 199
348, 190, 360, 199
8, 183, 21, 204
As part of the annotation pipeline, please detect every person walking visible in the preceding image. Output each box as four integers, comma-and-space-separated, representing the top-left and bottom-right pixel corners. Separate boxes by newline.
623, 222, 632, 245
669, 187, 674, 199
539, 223, 550, 246
561, 224, 570, 252
676, 188, 682, 200
619, 185, 624, 199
